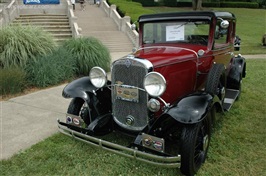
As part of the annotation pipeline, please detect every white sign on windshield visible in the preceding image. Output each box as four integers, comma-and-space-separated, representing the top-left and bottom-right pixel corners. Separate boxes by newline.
166, 25, 185, 41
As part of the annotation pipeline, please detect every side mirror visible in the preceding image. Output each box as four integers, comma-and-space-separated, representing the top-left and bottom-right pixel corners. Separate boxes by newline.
220, 20, 229, 29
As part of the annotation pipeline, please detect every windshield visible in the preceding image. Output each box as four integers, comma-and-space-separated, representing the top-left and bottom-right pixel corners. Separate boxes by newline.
142, 20, 210, 46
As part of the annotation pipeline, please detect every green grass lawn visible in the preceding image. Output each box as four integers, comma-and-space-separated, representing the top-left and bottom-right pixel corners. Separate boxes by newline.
1, 59, 265, 175
109, 1, 266, 55
146, 7, 266, 55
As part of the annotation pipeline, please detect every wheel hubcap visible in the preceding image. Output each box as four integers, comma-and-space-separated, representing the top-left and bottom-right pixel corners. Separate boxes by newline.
203, 134, 209, 152
220, 86, 225, 100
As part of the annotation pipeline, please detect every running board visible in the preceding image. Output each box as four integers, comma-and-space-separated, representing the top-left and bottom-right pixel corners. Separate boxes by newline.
223, 89, 239, 111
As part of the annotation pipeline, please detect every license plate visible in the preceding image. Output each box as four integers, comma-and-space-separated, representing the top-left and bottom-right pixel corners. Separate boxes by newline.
115, 85, 139, 102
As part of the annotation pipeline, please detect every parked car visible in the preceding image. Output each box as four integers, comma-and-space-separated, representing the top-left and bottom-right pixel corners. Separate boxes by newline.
58, 11, 246, 176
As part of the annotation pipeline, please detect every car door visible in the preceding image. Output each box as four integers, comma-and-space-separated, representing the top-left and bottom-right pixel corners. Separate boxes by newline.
212, 19, 234, 71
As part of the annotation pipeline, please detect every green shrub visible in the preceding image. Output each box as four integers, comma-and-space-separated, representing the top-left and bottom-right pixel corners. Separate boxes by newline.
221, 2, 259, 8
0, 25, 56, 69
0, 68, 26, 95
63, 37, 111, 76
176, 1, 192, 7
133, 0, 158, 7
203, 2, 221, 7
164, 0, 177, 7
25, 47, 76, 88
222, 0, 250, 2
176, 1, 259, 8
256, 0, 266, 7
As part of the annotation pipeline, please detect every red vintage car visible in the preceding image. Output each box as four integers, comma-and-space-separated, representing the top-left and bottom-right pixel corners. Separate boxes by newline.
58, 11, 246, 176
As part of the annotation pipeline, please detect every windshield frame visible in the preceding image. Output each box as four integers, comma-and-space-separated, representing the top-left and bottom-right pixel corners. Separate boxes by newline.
141, 19, 211, 46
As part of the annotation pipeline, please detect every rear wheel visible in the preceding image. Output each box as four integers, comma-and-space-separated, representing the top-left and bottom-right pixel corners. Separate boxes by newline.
180, 116, 211, 176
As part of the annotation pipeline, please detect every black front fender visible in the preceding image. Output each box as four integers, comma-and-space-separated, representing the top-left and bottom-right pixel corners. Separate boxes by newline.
165, 93, 213, 124
63, 76, 112, 115
62, 77, 97, 101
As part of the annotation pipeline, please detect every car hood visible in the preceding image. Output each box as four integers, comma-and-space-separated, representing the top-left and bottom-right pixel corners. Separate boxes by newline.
133, 46, 199, 68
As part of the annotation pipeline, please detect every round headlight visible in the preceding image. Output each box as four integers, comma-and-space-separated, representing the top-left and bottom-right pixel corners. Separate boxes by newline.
144, 72, 166, 97
89, 67, 107, 88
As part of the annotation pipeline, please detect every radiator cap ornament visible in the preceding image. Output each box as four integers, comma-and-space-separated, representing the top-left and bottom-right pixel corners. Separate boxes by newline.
125, 55, 134, 68
125, 58, 131, 68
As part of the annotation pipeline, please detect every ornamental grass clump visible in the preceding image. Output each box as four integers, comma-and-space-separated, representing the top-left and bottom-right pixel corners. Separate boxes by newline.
0, 68, 26, 95
25, 47, 77, 88
0, 25, 56, 69
63, 37, 111, 75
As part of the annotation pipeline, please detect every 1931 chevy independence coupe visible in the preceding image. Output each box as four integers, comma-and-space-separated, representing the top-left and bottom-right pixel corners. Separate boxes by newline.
58, 11, 246, 176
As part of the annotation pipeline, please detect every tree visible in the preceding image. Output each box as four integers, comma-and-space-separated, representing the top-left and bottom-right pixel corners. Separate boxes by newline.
192, 0, 203, 10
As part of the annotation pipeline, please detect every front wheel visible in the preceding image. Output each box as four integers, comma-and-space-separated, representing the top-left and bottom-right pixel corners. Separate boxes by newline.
67, 98, 97, 125
180, 117, 211, 176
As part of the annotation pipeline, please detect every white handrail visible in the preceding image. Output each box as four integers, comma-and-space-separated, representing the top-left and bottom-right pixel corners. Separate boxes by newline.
66, 0, 82, 38
0, 0, 20, 28
101, 0, 139, 47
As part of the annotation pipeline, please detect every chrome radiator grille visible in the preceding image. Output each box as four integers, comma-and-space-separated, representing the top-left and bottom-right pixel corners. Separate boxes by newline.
112, 58, 149, 131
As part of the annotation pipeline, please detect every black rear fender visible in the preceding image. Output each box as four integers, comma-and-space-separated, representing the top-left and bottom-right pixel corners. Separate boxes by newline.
227, 55, 246, 88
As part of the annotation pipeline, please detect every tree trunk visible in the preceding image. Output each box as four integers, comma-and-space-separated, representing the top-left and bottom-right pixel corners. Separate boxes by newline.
197, 0, 203, 10
192, 0, 197, 10
192, 0, 203, 11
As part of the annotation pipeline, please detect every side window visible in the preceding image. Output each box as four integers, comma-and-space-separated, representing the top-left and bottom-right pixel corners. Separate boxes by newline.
214, 20, 229, 48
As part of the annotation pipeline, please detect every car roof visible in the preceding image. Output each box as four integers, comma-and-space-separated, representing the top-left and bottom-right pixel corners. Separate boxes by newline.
138, 11, 235, 22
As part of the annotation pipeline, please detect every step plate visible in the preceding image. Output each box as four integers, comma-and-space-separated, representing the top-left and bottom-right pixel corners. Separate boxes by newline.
223, 89, 239, 111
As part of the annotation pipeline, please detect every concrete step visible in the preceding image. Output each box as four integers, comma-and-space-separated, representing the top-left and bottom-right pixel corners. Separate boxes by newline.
54, 38, 71, 44
19, 14, 68, 18
81, 30, 134, 52
51, 33, 72, 38
13, 19, 69, 23
11, 14, 73, 44
11, 23, 71, 29
43, 29, 72, 34
73, 5, 134, 52
17, 17, 69, 20
80, 25, 118, 31
78, 18, 117, 30
83, 32, 131, 41
11, 22, 70, 26
37, 25, 71, 29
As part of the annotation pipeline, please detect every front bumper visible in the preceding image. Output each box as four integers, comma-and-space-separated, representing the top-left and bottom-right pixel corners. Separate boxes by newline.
57, 119, 181, 168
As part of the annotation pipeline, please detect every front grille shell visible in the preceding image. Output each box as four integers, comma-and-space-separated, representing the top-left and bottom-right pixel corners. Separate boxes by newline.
111, 56, 153, 131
